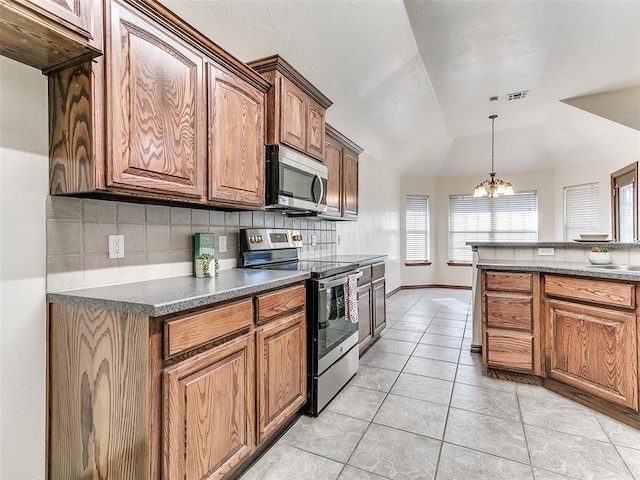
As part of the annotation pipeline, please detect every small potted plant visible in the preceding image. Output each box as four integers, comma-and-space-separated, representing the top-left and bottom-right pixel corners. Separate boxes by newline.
195, 253, 219, 278
589, 247, 612, 265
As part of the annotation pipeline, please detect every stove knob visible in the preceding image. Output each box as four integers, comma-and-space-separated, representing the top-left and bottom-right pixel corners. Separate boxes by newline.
257, 235, 263, 242
249, 235, 256, 243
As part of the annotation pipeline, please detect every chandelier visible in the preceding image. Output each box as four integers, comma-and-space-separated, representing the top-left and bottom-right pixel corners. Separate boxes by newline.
472, 115, 514, 198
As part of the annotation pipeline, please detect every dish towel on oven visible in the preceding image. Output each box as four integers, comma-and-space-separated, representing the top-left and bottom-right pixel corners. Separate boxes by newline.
345, 273, 358, 323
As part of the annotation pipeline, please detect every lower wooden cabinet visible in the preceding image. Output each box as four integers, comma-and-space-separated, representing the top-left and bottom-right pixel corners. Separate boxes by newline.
482, 270, 541, 375
48, 281, 307, 480
372, 277, 386, 336
358, 262, 386, 355
163, 333, 255, 480
546, 298, 638, 410
255, 310, 306, 442
358, 282, 373, 354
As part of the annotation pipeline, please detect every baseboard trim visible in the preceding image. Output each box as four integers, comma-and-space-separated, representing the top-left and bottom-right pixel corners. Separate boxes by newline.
386, 286, 402, 298
487, 368, 542, 385
399, 284, 472, 291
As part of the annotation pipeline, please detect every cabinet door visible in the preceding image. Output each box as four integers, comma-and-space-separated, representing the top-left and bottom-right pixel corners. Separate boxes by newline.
107, 0, 205, 199
163, 333, 255, 480
306, 98, 325, 160
208, 63, 265, 207
255, 311, 306, 443
324, 135, 342, 216
280, 78, 306, 152
372, 278, 386, 336
546, 299, 638, 410
342, 148, 359, 218
19, 0, 95, 39
358, 282, 373, 355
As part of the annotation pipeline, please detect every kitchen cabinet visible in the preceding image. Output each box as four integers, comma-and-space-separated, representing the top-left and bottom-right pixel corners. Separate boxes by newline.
163, 333, 255, 480
48, 281, 307, 480
255, 310, 306, 442
247, 55, 332, 162
107, 0, 206, 200
0, 0, 102, 72
208, 63, 265, 207
544, 275, 638, 410
47, 0, 270, 208
323, 124, 363, 220
357, 261, 386, 355
357, 282, 373, 353
482, 271, 541, 375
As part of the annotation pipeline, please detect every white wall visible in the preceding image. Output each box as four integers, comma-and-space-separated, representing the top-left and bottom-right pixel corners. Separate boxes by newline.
0, 57, 48, 479
336, 153, 402, 293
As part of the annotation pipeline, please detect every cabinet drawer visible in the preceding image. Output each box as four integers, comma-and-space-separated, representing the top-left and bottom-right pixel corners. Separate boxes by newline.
372, 262, 385, 281
255, 284, 305, 323
485, 292, 533, 331
485, 271, 532, 293
544, 275, 635, 309
358, 266, 372, 285
165, 299, 253, 358
485, 330, 533, 373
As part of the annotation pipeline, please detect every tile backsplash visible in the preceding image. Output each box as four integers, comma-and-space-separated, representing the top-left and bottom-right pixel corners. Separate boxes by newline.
46, 197, 337, 291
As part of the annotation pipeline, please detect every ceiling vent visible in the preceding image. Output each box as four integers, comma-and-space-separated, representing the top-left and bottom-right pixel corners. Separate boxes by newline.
507, 90, 529, 101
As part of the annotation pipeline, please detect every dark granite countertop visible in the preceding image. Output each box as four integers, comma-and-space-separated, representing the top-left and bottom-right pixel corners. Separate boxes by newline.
47, 269, 310, 317
314, 254, 387, 266
476, 259, 640, 281
468, 241, 640, 249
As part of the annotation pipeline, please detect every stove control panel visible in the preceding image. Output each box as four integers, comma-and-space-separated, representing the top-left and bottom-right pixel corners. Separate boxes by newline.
240, 228, 303, 251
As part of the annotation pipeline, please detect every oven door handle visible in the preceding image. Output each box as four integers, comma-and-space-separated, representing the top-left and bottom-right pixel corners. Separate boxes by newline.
319, 271, 363, 290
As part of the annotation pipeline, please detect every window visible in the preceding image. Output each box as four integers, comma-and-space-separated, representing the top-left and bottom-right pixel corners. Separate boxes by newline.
449, 192, 538, 263
611, 162, 637, 242
405, 195, 430, 263
564, 183, 600, 241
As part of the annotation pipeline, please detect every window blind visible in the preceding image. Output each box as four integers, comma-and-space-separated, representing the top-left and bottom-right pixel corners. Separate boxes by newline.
405, 195, 430, 262
449, 192, 538, 263
563, 183, 599, 241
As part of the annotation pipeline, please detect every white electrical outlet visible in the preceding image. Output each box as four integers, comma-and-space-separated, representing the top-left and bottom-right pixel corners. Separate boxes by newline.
218, 235, 227, 253
109, 235, 125, 259
311, 234, 317, 247
337, 235, 342, 246
538, 247, 554, 256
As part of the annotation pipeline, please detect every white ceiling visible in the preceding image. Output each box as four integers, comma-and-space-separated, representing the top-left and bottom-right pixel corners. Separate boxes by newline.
161, 0, 640, 178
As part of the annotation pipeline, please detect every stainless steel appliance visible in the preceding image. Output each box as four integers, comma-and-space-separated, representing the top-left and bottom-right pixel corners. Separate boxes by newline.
265, 145, 328, 214
240, 228, 360, 415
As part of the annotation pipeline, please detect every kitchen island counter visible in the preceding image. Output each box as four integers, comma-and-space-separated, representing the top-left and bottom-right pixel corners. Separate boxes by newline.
314, 254, 387, 267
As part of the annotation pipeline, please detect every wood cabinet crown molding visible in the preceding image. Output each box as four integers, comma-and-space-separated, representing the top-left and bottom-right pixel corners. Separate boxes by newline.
248, 54, 332, 108
325, 123, 364, 154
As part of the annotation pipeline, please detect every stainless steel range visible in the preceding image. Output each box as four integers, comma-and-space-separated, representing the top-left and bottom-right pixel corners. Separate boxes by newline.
240, 228, 360, 415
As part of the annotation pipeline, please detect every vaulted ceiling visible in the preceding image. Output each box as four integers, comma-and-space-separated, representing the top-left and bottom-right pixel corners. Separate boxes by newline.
162, 0, 640, 178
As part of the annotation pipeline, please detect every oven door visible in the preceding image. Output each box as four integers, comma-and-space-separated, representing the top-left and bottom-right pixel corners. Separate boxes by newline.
266, 145, 328, 213
315, 272, 361, 374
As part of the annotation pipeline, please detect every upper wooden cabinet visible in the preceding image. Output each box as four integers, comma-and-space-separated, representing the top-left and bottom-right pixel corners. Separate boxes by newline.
247, 55, 332, 162
208, 63, 265, 207
48, 0, 270, 209
323, 124, 363, 220
107, 0, 205, 199
0, 0, 102, 72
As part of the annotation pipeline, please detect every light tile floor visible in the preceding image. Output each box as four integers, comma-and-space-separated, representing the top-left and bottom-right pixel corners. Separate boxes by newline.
241, 288, 640, 480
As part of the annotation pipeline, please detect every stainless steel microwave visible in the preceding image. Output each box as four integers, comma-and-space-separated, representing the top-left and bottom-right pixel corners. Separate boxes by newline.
265, 144, 328, 214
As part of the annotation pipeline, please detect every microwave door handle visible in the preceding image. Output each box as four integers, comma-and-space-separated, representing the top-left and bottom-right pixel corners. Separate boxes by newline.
314, 173, 325, 207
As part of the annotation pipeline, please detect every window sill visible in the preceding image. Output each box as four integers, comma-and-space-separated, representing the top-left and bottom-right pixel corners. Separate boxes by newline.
405, 262, 432, 267
447, 262, 472, 267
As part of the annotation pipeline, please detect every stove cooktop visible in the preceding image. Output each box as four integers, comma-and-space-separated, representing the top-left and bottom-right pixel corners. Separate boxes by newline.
253, 260, 358, 279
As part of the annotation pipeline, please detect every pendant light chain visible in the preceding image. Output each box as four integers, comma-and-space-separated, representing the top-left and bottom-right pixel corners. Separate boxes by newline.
491, 115, 495, 174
